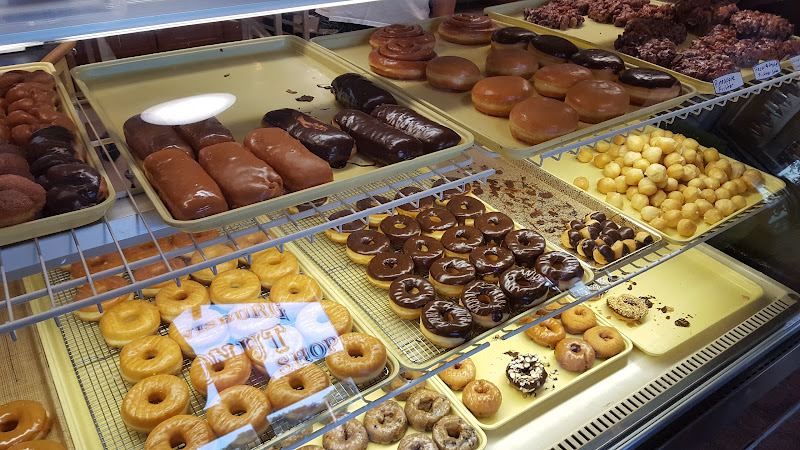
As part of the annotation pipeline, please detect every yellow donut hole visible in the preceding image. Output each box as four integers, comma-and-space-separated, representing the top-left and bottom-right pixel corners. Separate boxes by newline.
663, 210, 682, 228
597, 177, 617, 194
606, 192, 624, 209
715, 199, 736, 217
573, 176, 589, 191
704, 208, 723, 225
631, 193, 649, 211
731, 195, 747, 210
638, 178, 658, 196
694, 199, 713, 215
594, 153, 612, 169
577, 148, 593, 163
603, 162, 622, 178
649, 189, 667, 207
677, 219, 697, 237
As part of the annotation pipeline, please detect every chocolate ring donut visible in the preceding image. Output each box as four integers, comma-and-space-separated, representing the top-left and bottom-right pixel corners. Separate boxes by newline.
379, 214, 421, 248
535, 251, 584, 290
441, 226, 485, 258
356, 194, 392, 227
468, 245, 514, 283
389, 274, 436, 320
402, 235, 445, 273
366, 252, 415, 290
431, 177, 472, 205
417, 208, 457, 240
502, 229, 546, 267
473, 212, 515, 245
429, 257, 477, 298
324, 210, 369, 243
346, 230, 391, 265
420, 300, 473, 348
395, 186, 435, 217
460, 280, 509, 328
446, 195, 486, 226
500, 267, 549, 308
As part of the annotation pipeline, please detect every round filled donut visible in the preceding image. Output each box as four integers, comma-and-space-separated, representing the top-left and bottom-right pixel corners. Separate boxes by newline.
369, 40, 437, 80
73, 276, 133, 322
370, 24, 436, 49
619, 67, 681, 106
420, 300, 473, 348
532, 63, 592, 99
471, 76, 533, 117
144, 415, 216, 450
583, 326, 625, 358
486, 48, 538, 79
0, 400, 52, 449
325, 332, 387, 385
189, 343, 252, 397
119, 335, 183, 383
205, 384, 271, 437
570, 49, 625, 81
389, 274, 436, 320
99, 300, 160, 348
528, 34, 578, 66
121, 374, 190, 433
404, 388, 451, 431
438, 13, 498, 45
564, 80, 630, 124
426, 56, 482, 92
491, 26, 537, 51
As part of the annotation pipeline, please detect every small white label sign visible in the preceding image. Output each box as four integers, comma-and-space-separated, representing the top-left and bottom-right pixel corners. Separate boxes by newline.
753, 60, 780, 80
791, 55, 800, 72
713, 72, 744, 94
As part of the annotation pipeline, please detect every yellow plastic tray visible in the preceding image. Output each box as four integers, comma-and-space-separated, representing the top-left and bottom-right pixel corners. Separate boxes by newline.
0, 62, 116, 246
311, 17, 696, 159
585, 246, 764, 356
71, 35, 474, 232
485, 0, 799, 94
431, 314, 632, 430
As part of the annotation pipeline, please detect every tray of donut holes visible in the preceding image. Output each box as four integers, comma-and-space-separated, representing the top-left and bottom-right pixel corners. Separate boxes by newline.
541, 126, 785, 243
70, 35, 474, 232
432, 299, 632, 430
28, 238, 401, 450
0, 62, 116, 246
311, 16, 696, 160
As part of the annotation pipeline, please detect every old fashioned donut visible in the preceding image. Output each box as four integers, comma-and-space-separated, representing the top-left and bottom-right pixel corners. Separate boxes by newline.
73, 276, 132, 322
133, 258, 189, 298
69, 252, 123, 280
524, 317, 565, 349
99, 300, 160, 348
565, 80, 630, 124
462, 379, 502, 419
369, 40, 437, 80
426, 56, 482, 92
296, 299, 353, 347
404, 389, 451, 431
388, 274, 436, 320
561, 304, 597, 334
394, 186, 435, 218
0, 401, 51, 448
323, 419, 368, 450
486, 48, 538, 79
471, 76, 533, 117
206, 384, 271, 437
370, 24, 436, 49
432, 415, 478, 450
398, 434, 437, 450
555, 338, 595, 372
461, 280, 509, 328
446, 195, 486, 227
168, 306, 230, 358
189, 343, 252, 397
500, 267, 549, 309
119, 335, 183, 384
154, 279, 210, 323
379, 214, 421, 248
528, 34, 578, 66
346, 230, 391, 265
121, 374, 190, 433
226, 302, 282, 343
584, 326, 625, 358
324, 210, 368, 244
382, 370, 427, 401
438, 13, 498, 45
438, 356, 476, 391
532, 63, 593, 99
429, 257, 476, 298
502, 229, 545, 267
473, 212, 514, 245
208, 268, 262, 305
402, 236, 445, 274
144, 415, 216, 450
364, 400, 407, 444
188, 244, 237, 285
606, 294, 650, 322
250, 247, 300, 289
535, 251, 584, 290
265, 362, 331, 412
468, 245, 514, 283
326, 332, 387, 385
416, 208, 457, 240
491, 26, 537, 51
245, 325, 306, 377
269, 274, 322, 303
441, 226, 485, 259
505, 353, 547, 394
366, 252, 415, 290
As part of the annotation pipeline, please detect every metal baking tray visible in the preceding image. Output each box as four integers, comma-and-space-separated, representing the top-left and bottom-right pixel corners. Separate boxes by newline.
311, 17, 696, 160
485, 0, 799, 94
0, 62, 116, 247
71, 35, 474, 232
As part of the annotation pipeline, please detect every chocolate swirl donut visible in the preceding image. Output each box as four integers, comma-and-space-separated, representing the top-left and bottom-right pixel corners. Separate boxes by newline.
429, 257, 476, 288
402, 236, 445, 273
347, 230, 391, 257
460, 280, 509, 327
421, 300, 472, 340
446, 195, 485, 225
468, 245, 514, 282
367, 252, 415, 281
417, 208, 457, 238
535, 251, 584, 290
390, 274, 436, 310
503, 229, 546, 267
441, 226, 485, 257
474, 212, 514, 244
500, 267, 549, 308
379, 214, 421, 248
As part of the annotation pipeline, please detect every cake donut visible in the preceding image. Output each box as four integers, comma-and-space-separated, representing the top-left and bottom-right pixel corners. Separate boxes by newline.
524, 317, 566, 349
370, 24, 436, 49
432, 416, 479, 450
355, 195, 392, 227
502, 229, 546, 267
379, 214, 421, 248
325, 332, 387, 385
469, 245, 514, 283
404, 389, 451, 431
389, 274, 436, 320
438, 13, 498, 45
189, 343, 252, 396
73, 276, 133, 322
606, 294, 650, 322
441, 226, 485, 259
446, 195, 486, 226
528, 34, 579, 66
144, 415, 216, 450
570, 49, 625, 81
438, 356, 476, 390
398, 434, 437, 450
462, 379, 502, 419
119, 335, 183, 383
205, 385, 271, 438
425, 56, 482, 92
324, 210, 368, 244
420, 300, 473, 348
99, 300, 160, 348
402, 236, 445, 273
619, 68, 681, 106
561, 304, 597, 334
555, 338, 596, 372
323, 419, 368, 450
535, 251, 584, 290
473, 211, 514, 245
460, 280, 509, 328
366, 252, 415, 290
0, 400, 52, 448
394, 186, 435, 218
584, 325, 625, 358
500, 267, 549, 308
382, 371, 427, 401
429, 257, 477, 297
505, 353, 547, 393
416, 208, 457, 240
121, 374, 190, 433
346, 229, 391, 265
364, 400, 407, 444
491, 27, 537, 51
369, 40, 437, 80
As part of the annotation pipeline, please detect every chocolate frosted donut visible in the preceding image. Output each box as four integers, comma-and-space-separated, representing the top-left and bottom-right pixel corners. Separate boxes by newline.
570, 49, 625, 80
356, 194, 392, 226
346, 229, 391, 265
417, 208, 457, 240
325, 209, 368, 243
491, 27, 537, 50
288, 196, 327, 214
535, 251, 584, 290
420, 300, 473, 348
395, 186, 435, 217
441, 226, 485, 258
379, 214, 421, 248
367, 252, 415, 290
506, 353, 547, 394
446, 195, 486, 226
389, 275, 436, 320
619, 68, 680, 106
528, 35, 579, 65
474, 212, 514, 244
500, 267, 549, 308
469, 246, 514, 283
403, 236, 445, 273
461, 280, 509, 328
503, 229, 546, 267
429, 257, 477, 298
431, 177, 472, 205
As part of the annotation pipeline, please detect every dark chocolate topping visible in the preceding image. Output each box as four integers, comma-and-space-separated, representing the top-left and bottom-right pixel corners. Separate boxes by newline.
333, 109, 424, 166
429, 257, 476, 286
619, 68, 679, 89
587, 211, 606, 222
579, 239, 596, 257
263, 108, 354, 168
366, 252, 415, 281
499, 267, 549, 307
600, 220, 618, 230
389, 274, 436, 309
596, 244, 615, 262
570, 49, 625, 74
503, 229, 546, 267
346, 230, 391, 256
402, 236, 445, 272
492, 27, 537, 45
371, 104, 460, 154
603, 229, 621, 243
331, 73, 398, 114
356, 195, 389, 212
535, 251, 584, 286
395, 186, 435, 212
473, 212, 514, 244
441, 226, 485, 255
417, 208, 458, 233
421, 300, 473, 339
461, 280, 508, 323
569, 220, 585, 230
618, 227, 635, 240
446, 195, 486, 222
530, 35, 579, 59
469, 246, 515, 278
291, 197, 328, 212
379, 214, 421, 247
328, 210, 367, 233
567, 230, 583, 248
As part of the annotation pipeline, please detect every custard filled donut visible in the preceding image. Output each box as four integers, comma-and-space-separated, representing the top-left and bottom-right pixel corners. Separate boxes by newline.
154, 279, 210, 323
491, 27, 537, 51
461, 280, 509, 328
505, 353, 547, 393
144, 415, 216, 450
509, 96, 580, 144
168, 306, 230, 358
565, 80, 630, 124
606, 294, 650, 322
99, 300, 160, 348
441, 226, 485, 259
265, 362, 331, 411
431, 177, 472, 206
208, 268, 262, 306
438, 13, 498, 45
323, 419, 368, 450
503, 229, 546, 267
206, 384, 271, 438
404, 389, 451, 431
189, 343, 252, 396
555, 338, 596, 372
369, 40, 437, 80
500, 267, 549, 309
421, 300, 473, 348
269, 274, 322, 303
364, 400, 407, 444
389, 274, 436, 320
528, 34, 579, 66
366, 252, 415, 290
188, 244, 237, 285
474, 212, 514, 245
486, 49, 539, 79
561, 304, 597, 334
382, 370, 427, 401
471, 76, 534, 117
426, 56, 482, 92
524, 317, 565, 348
398, 434, 437, 450
469, 245, 514, 283
619, 68, 681, 106
119, 335, 183, 383
417, 208, 457, 240
324, 210, 369, 244
296, 299, 353, 345
463, 379, 502, 419
133, 258, 189, 298
533, 63, 593, 99
379, 214, 421, 248
432, 416, 479, 450
429, 257, 477, 297
121, 374, 190, 433
437, 356, 476, 390
250, 247, 299, 289
535, 251, 584, 290
0, 400, 52, 448
584, 326, 625, 358
226, 303, 282, 343
355, 195, 392, 227
122, 238, 175, 263
570, 49, 625, 81
326, 332, 387, 385
394, 186, 435, 218
73, 276, 133, 322
402, 236, 445, 273
370, 24, 436, 49
244, 325, 305, 376
69, 252, 123, 279
446, 195, 486, 226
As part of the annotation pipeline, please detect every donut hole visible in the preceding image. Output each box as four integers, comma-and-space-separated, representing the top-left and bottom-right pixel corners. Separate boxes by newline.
148, 392, 165, 405
289, 288, 300, 295
174, 291, 189, 301
405, 286, 421, 295
430, 216, 442, 224
143, 349, 159, 360
347, 347, 364, 358
1, 419, 18, 432
289, 378, 305, 391
486, 253, 499, 262
568, 343, 583, 354
418, 398, 434, 412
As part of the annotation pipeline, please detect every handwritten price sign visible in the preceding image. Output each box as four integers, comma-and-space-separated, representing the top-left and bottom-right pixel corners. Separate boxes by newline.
713, 72, 744, 94
753, 60, 780, 80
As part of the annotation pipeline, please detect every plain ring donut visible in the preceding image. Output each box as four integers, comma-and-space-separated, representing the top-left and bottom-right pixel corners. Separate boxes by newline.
119, 335, 183, 383
205, 384, 271, 437
325, 332, 387, 385
561, 304, 597, 334
144, 415, 216, 450
154, 279, 210, 323
99, 300, 160, 348
121, 374, 190, 433
189, 343, 252, 397
0, 400, 52, 449
462, 379, 502, 418
584, 326, 625, 358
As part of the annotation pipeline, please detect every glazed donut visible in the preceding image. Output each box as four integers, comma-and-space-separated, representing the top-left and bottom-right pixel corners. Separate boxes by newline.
486, 48, 539, 79
69, 252, 123, 279
404, 389, 451, 431
206, 384, 271, 437
461, 280, 509, 328
474, 212, 514, 245
226, 302, 282, 343
265, 362, 331, 411
524, 317, 565, 349
269, 274, 322, 303
509, 96, 580, 145
416, 208, 457, 240
144, 415, 216, 450
324, 210, 368, 244
388, 274, 436, 320
426, 56, 482, 92
441, 226, 485, 259
346, 230, 391, 265
208, 268, 262, 306
429, 257, 476, 298
119, 335, 183, 384
121, 374, 190, 433
565, 80, 630, 124
471, 76, 534, 117
535, 251, 584, 290
394, 186, 435, 218
133, 258, 189, 298
189, 343, 252, 396
168, 306, 230, 358
296, 299, 353, 345
7, 441, 66, 450
233, 231, 273, 265
73, 276, 132, 322
468, 245, 514, 283
154, 279, 210, 323
432, 416, 479, 450
606, 294, 650, 322
379, 214, 421, 248
500, 267, 549, 308
584, 326, 625, 358
366, 252, 415, 290
355, 195, 392, 227
370, 24, 436, 49
462, 379, 502, 419
491, 27, 537, 51
99, 300, 160, 348
438, 356, 476, 391
382, 370, 427, 401
364, 400, 407, 444
438, 13, 498, 45
188, 244, 237, 285
619, 68, 681, 106
430, 177, 472, 206
0, 401, 51, 448
402, 236, 445, 273
398, 434, 437, 450
561, 304, 597, 334
555, 338, 596, 372
323, 419, 368, 450
326, 332, 387, 385
532, 63, 593, 99
245, 325, 306, 376
535, 297, 569, 318
369, 41, 437, 80
122, 237, 175, 263
570, 49, 625, 81
170, 230, 221, 259
502, 229, 546, 267
505, 353, 547, 394
528, 35, 578, 66
250, 247, 299, 289
446, 195, 486, 226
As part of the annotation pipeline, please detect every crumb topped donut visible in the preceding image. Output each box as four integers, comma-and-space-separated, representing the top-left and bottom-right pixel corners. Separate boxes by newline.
506, 353, 547, 394
606, 294, 650, 322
